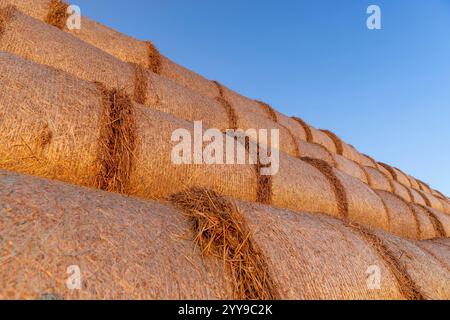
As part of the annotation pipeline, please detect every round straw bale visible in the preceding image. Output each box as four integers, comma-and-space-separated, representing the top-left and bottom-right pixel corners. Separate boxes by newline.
416, 240, 450, 271
333, 154, 368, 184
421, 192, 445, 212
364, 166, 393, 192
0, 8, 231, 132
0, 52, 257, 203
333, 169, 389, 231
0, 0, 49, 20
392, 180, 413, 203
392, 167, 412, 188
275, 112, 307, 141
411, 205, 438, 240
271, 155, 340, 216
221, 85, 269, 119
0, 170, 232, 300
377, 163, 394, 179
375, 191, 419, 240
309, 127, 337, 153
410, 188, 426, 206
340, 142, 362, 163
235, 109, 299, 158
296, 140, 334, 165
417, 179, 433, 194
426, 208, 450, 236
235, 202, 405, 299
372, 229, 450, 299
408, 175, 421, 190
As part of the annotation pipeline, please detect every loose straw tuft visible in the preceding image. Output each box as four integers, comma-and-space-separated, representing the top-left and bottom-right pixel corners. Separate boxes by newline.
348, 223, 425, 300
302, 157, 349, 219
169, 188, 280, 300
45, 0, 69, 30
132, 63, 148, 105
146, 41, 162, 74
94, 83, 137, 194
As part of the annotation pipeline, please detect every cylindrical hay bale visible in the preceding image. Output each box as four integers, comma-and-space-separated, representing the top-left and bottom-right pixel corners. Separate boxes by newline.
417, 179, 433, 194
221, 85, 270, 119
426, 208, 450, 236
0, 170, 232, 300
0, 7, 230, 131
341, 142, 363, 163
275, 112, 307, 141
0, 0, 49, 20
309, 127, 337, 153
421, 192, 445, 212
392, 167, 412, 188
296, 140, 334, 165
377, 163, 394, 180
372, 230, 450, 300
365, 166, 393, 192
5, 172, 448, 300
416, 240, 450, 271
440, 199, 450, 215
375, 191, 419, 240
272, 156, 340, 216
408, 175, 421, 191
333, 154, 368, 184
333, 169, 389, 232
392, 180, 413, 203
0, 0, 221, 99
411, 205, 438, 240
235, 110, 299, 158
410, 188, 426, 206
0, 52, 257, 203
236, 202, 404, 299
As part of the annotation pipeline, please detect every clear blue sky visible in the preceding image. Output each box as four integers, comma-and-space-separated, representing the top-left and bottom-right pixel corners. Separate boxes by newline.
74, 0, 450, 196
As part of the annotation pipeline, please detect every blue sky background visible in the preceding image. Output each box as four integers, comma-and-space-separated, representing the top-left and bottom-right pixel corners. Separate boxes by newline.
74, 0, 450, 195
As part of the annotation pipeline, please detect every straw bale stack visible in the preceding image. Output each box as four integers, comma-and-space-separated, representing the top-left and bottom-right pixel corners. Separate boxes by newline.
1, 170, 449, 300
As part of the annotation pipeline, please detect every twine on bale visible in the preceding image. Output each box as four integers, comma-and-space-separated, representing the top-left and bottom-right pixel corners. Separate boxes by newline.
417, 190, 432, 207
388, 192, 421, 239
320, 129, 344, 155
212, 81, 272, 203
212, 81, 238, 130
417, 205, 446, 238
94, 83, 137, 194
132, 63, 148, 105
302, 157, 349, 219
169, 188, 280, 300
146, 41, 162, 74
292, 117, 313, 142
45, 0, 69, 30
255, 100, 278, 123
347, 223, 424, 300
379, 162, 398, 181
255, 100, 300, 158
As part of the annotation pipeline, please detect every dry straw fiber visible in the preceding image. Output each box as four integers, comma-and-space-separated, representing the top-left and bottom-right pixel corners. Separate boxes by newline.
0, 7, 303, 157
1, 170, 449, 300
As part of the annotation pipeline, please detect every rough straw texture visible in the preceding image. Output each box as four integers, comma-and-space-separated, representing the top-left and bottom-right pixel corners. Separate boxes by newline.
2, 170, 449, 300
169, 188, 280, 300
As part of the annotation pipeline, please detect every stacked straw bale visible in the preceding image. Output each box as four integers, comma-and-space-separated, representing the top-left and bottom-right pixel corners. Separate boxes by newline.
2, 52, 447, 240
1, 170, 449, 300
